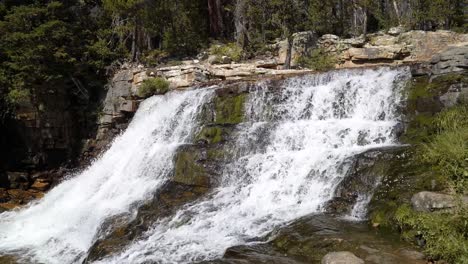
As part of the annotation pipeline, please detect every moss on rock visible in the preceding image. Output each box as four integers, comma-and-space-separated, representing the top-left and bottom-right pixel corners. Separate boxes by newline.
214, 93, 247, 125
173, 149, 208, 187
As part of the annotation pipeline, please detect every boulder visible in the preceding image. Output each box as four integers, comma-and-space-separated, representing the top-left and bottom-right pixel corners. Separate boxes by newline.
431, 45, 468, 75
278, 31, 318, 66
290, 31, 318, 67
321, 251, 364, 264
388, 26, 406, 36
439, 83, 468, 108
348, 45, 408, 61
411, 191, 468, 212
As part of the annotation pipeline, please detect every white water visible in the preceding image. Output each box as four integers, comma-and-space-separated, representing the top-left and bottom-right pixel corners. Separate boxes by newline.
100, 67, 410, 264
0, 89, 213, 264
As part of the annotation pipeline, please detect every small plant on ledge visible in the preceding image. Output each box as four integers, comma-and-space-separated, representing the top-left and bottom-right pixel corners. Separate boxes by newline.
138, 77, 170, 98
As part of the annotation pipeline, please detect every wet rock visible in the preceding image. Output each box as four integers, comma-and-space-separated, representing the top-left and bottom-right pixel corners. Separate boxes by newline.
411, 191, 468, 212
218, 244, 304, 264
7, 171, 29, 190
397, 249, 425, 260
85, 182, 209, 262
173, 146, 210, 187
365, 252, 400, 264
7, 189, 42, 204
326, 146, 407, 216
30, 178, 50, 191
322, 251, 364, 264
0, 188, 9, 203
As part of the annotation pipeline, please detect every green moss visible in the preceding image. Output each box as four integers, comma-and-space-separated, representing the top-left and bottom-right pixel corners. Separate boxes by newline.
407, 76, 431, 101
173, 150, 208, 187
206, 148, 225, 160
214, 94, 246, 124
196, 126, 223, 144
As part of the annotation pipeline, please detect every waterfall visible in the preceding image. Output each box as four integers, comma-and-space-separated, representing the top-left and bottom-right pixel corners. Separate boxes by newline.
0, 89, 213, 264
99, 67, 410, 264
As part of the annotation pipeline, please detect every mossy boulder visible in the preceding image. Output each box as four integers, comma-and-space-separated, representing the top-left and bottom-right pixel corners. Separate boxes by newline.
214, 93, 247, 125
195, 125, 234, 145
173, 146, 209, 187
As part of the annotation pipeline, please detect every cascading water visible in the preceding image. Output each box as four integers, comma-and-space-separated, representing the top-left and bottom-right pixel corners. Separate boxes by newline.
0, 89, 213, 264
99, 67, 410, 264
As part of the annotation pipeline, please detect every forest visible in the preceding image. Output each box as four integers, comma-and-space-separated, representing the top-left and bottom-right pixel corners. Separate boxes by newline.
0, 0, 466, 120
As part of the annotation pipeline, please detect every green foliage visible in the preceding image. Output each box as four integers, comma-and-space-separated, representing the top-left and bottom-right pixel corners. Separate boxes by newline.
6, 89, 30, 105
209, 43, 243, 62
395, 204, 468, 263
296, 48, 336, 71
420, 106, 468, 193
137, 78, 170, 98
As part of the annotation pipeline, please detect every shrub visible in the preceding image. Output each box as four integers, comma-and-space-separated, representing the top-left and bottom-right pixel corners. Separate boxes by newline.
209, 42, 243, 62
296, 48, 336, 71
142, 49, 170, 66
7, 89, 30, 105
138, 77, 170, 98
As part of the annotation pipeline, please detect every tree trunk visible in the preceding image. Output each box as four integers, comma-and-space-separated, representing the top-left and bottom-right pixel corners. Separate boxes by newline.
208, 0, 224, 38
392, 0, 401, 25
284, 36, 293, 69
234, 0, 248, 48
131, 20, 137, 62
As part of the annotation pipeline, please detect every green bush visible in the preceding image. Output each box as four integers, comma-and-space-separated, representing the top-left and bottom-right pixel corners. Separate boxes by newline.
296, 48, 336, 71
7, 89, 30, 105
137, 77, 170, 98
209, 42, 243, 62
395, 204, 468, 263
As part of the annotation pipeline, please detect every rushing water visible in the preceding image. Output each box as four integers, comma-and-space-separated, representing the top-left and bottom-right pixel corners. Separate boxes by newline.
100, 67, 410, 263
0, 67, 410, 264
0, 89, 213, 264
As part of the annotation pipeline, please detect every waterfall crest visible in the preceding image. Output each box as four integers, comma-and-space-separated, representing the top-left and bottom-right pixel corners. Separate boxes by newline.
101, 67, 410, 264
